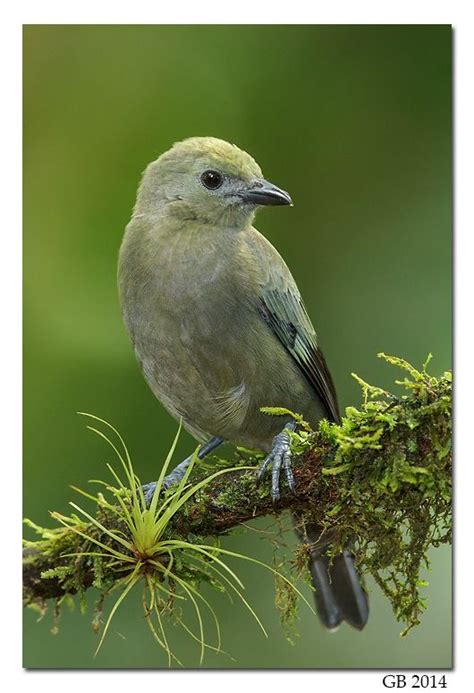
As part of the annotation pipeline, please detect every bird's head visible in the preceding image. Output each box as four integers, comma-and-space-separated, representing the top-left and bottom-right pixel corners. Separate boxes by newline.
134, 137, 292, 227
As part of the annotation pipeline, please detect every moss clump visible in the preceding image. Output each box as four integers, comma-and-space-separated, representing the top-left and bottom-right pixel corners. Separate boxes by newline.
293, 353, 452, 635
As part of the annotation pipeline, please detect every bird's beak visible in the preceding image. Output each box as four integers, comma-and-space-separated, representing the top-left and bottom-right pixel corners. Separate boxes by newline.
240, 178, 293, 206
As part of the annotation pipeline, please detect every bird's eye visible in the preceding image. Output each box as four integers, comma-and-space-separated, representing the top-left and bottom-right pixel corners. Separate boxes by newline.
201, 170, 224, 190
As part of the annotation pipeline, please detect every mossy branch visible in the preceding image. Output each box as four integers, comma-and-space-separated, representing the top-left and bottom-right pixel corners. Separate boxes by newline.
23, 354, 452, 637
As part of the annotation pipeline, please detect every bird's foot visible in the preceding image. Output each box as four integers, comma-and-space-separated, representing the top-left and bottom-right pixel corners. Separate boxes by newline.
141, 475, 175, 507
142, 482, 157, 506
257, 426, 295, 503
141, 437, 224, 507
141, 455, 195, 506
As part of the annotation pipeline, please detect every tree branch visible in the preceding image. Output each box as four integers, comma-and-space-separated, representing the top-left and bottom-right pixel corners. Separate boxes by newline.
23, 354, 452, 633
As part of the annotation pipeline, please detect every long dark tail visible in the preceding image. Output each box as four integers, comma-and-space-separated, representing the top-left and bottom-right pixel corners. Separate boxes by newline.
295, 521, 369, 631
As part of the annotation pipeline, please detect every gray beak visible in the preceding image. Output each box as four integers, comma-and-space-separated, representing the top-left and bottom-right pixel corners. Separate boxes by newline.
240, 178, 293, 206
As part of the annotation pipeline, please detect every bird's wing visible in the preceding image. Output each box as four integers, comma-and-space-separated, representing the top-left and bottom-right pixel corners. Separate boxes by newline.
250, 230, 341, 424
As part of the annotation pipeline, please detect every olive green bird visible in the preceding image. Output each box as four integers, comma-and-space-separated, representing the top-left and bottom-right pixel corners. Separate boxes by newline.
118, 137, 369, 631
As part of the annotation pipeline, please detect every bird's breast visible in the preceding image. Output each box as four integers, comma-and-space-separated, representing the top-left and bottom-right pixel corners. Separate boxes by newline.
119, 220, 320, 448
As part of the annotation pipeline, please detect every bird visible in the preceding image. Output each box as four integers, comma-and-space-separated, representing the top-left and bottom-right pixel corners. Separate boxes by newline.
118, 136, 369, 631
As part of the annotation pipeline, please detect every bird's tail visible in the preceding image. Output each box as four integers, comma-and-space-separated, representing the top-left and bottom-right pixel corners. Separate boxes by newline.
294, 520, 369, 631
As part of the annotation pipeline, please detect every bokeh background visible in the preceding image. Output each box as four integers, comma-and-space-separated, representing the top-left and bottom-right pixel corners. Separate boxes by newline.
23, 25, 452, 669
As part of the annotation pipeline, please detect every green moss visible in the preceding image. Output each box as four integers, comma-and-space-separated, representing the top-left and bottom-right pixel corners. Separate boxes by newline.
294, 353, 452, 635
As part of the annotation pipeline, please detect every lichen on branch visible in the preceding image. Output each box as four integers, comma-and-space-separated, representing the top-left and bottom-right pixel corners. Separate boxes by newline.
23, 353, 452, 648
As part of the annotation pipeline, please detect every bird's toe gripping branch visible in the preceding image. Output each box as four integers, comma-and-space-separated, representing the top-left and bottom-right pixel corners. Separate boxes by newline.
142, 482, 158, 506
142, 466, 183, 506
257, 421, 297, 502
142, 436, 225, 506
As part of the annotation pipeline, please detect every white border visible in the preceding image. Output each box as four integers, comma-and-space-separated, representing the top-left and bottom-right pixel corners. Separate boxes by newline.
4, 1, 473, 691
0, 1, 459, 25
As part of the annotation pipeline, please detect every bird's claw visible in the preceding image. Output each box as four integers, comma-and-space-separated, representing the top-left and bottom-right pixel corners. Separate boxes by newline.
141, 476, 173, 507
257, 429, 295, 502
141, 437, 223, 507
141, 482, 157, 506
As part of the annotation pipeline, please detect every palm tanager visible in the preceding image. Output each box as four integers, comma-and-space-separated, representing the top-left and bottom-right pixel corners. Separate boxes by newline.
118, 137, 369, 630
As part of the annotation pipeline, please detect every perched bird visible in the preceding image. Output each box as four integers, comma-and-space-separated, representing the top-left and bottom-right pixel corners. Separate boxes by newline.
118, 137, 369, 630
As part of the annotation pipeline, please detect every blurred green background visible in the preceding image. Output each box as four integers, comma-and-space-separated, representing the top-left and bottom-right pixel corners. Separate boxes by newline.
23, 25, 452, 669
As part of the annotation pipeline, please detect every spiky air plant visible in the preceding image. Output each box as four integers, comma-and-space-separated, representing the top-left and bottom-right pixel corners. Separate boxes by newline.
48, 414, 313, 666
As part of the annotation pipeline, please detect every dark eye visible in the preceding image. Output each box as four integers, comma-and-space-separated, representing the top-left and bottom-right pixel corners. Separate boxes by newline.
201, 169, 223, 190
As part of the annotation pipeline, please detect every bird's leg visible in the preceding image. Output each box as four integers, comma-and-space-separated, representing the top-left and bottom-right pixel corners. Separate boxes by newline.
142, 436, 224, 505
257, 420, 297, 502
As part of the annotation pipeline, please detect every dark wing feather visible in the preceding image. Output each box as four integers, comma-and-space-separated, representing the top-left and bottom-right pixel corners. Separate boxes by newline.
259, 285, 341, 424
